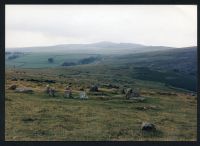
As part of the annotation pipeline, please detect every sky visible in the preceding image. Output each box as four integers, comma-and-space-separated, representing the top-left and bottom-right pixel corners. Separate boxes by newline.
6, 5, 197, 49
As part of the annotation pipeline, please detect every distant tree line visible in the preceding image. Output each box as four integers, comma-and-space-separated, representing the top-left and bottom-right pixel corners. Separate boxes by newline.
48, 58, 54, 63
78, 57, 100, 64
61, 56, 101, 67
61, 62, 76, 66
8, 54, 20, 60
6, 52, 24, 60
5, 52, 12, 55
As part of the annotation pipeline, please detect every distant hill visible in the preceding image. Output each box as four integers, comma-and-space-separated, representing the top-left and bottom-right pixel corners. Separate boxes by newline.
104, 46, 197, 91
5, 46, 197, 91
112, 46, 197, 75
6, 41, 177, 54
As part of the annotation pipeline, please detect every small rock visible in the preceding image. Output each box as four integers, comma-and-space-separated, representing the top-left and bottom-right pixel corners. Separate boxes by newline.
141, 122, 156, 131
148, 105, 157, 109
48, 88, 56, 97
136, 105, 158, 110
125, 88, 140, 99
15, 88, 33, 93
22, 117, 37, 122
8, 84, 17, 90
136, 106, 148, 110
90, 85, 98, 92
64, 90, 72, 98
11, 77, 17, 81
80, 91, 88, 99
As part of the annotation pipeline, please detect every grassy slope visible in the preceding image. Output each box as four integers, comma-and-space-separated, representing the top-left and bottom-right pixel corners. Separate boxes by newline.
5, 47, 197, 91
5, 86, 197, 141
5, 48, 197, 140
5, 68, 197, 141
6, 53, 98, 68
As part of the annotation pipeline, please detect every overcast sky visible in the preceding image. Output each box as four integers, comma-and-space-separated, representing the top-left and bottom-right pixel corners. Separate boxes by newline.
6, 5, 197, 48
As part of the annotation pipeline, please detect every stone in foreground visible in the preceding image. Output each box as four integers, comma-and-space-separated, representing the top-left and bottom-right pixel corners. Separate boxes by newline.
141, 122, 156, 131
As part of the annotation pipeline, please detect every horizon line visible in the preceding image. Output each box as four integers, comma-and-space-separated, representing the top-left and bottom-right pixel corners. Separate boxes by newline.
5, 41, 197, 49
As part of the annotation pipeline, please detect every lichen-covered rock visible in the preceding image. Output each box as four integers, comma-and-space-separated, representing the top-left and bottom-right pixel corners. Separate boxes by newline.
125, 88, 140, 99
64, 90, 72, 98
141, 122, 156, 131
49, 88, 55, 97
90, 85, 98, 92
80, 91, 88, 99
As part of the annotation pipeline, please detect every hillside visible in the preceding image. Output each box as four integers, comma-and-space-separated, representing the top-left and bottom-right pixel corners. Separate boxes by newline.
5, 46, 197, 91
6, 41, 176, 54
110, 46, 197, 75
5, 60, 197, 141
5, 46, 197, 141
102, 47, 197, 91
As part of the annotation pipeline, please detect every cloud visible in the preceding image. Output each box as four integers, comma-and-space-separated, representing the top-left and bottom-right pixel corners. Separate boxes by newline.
6, 5, 197, 48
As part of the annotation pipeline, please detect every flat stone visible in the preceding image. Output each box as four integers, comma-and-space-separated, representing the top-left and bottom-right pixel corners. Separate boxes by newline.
15, 88, 33, 93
